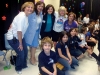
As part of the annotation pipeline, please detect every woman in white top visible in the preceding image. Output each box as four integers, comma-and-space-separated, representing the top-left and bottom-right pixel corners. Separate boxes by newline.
52, 6, 68, 48
7, 2, 34, 74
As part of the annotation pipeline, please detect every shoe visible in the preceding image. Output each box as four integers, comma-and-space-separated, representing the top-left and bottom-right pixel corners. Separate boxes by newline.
23, 66, 28, 69
98, 65, 100, 72
17, 71, 22, 74
76, 64, 79, 66
30, 60, 37, 65
71, 65, 75, 69
97, 60, 100, 66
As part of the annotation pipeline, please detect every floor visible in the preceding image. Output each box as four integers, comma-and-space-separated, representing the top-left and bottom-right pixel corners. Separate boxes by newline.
0, 45, 100, 75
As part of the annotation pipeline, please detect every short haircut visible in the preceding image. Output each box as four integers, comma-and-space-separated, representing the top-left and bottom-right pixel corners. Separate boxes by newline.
45, 4, 55, 15
68, 12, 76, 20
58, 6, 67, 18
41, 37, 53, 49
21, 2, 34, 11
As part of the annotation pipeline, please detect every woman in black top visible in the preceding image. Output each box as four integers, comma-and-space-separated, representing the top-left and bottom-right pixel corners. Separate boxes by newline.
40, 4, 55, 39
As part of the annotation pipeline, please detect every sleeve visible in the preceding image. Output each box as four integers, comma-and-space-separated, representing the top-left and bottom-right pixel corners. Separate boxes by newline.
81, 34, 84, 39
56, 43, 62, 49
64, 20, 67, 31
67, 38, 70, 48
74, 21, 78, 26
54, 11, 58, 17
86, 32, 90, 37
38, 54, 45, 67
17, 16, 25, 31
53, 52, 57, 63
76, 36, 82, 42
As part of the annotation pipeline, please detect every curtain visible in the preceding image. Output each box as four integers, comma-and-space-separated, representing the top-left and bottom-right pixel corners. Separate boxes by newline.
60, 0, 91, 18
91, 0, 100, 20
0, 0, 34, 50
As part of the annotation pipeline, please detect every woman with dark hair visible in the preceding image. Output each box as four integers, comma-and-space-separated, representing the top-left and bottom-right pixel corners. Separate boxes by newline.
64, 12, 78, 32
40, 4, 55, 39
25, 1, 45, 65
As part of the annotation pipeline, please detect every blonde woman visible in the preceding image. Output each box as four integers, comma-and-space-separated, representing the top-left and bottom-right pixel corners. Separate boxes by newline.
7, 2, 34, 74
52, 6, 68, 48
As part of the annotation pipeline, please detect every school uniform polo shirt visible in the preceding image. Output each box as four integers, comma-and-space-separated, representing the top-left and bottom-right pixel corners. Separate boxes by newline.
68, 36, 82, 50
38, 50, 57, 72
55, 42, 68, 58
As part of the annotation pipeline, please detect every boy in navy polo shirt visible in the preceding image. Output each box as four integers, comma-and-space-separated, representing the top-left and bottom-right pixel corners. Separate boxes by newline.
38, 37, 65, 75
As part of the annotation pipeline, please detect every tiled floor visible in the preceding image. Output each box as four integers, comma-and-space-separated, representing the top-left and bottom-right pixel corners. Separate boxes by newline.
0, 45, 100, 75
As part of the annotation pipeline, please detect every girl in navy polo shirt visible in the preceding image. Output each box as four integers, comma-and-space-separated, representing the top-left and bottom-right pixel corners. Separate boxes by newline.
55, 31, 78, 71
68, 28, 84, 60
38, 37, 65, 75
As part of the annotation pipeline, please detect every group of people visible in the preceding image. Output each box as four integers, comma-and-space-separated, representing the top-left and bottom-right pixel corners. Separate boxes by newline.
6, 1, 100, 75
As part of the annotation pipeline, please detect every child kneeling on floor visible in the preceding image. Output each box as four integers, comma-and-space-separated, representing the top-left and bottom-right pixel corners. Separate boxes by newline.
38, 37, 65, 75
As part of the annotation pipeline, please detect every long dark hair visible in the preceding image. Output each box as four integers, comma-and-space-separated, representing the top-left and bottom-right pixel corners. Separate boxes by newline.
58, 31, 68, 45
35, 1, 45, 15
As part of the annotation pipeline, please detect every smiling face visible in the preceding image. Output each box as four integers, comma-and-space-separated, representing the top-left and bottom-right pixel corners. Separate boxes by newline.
37, 4, 44, 13
62, 34, 68, 43
43, 42, 51, 54
68, 14, 74, 22
47, 7, 53, 14
59, 10, 65, 16
70, 29, 76, 37
24, 5, 34, 16
21, 2, 34, 16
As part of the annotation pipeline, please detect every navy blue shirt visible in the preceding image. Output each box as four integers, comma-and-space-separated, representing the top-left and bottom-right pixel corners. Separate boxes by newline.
55, 42, 68, 58
68, 36, 82, 50
38, 50, 57, 72
85, 31, 91, 39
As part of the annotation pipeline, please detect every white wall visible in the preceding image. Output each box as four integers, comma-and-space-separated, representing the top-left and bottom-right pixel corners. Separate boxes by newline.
44, 0, 60, 11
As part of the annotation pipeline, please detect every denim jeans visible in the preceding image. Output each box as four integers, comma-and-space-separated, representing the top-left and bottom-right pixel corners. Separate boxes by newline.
40, 68, 65, 75
8, 38, 28, 71
58, 56, 78, 70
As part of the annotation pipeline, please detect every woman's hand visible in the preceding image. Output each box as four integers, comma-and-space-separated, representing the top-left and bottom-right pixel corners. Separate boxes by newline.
18, 44, 23, 51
